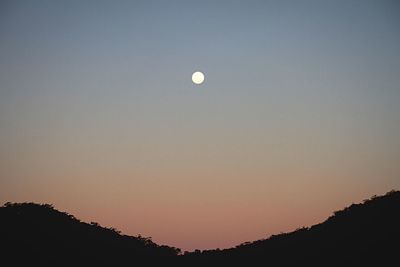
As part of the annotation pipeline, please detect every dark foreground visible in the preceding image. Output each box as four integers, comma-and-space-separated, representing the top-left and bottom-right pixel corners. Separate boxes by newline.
1, 190, 399, 266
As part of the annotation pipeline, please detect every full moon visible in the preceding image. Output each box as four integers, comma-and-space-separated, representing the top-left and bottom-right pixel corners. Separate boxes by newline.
192, 71, 205, 85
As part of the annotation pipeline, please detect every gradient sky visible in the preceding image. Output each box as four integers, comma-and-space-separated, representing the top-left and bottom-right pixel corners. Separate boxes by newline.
1, 0, 400, 251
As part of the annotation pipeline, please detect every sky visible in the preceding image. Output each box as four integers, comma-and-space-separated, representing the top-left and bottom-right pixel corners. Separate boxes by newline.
1, 0, 400, 251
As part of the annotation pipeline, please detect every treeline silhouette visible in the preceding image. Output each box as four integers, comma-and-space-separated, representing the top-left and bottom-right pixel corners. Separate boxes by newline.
0, 202, 180, 266
1, 190, 399, 266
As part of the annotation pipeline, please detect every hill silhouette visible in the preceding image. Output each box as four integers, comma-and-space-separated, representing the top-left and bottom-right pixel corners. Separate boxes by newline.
1, 190, 399, 266
0, 202, 180, 267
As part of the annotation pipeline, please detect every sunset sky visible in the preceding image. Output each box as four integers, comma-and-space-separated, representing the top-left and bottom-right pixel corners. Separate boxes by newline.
1, 0, 400, 251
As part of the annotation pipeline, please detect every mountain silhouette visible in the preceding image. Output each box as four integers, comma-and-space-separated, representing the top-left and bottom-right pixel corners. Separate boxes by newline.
0, 202, 180, 267
1, 190, 399, 266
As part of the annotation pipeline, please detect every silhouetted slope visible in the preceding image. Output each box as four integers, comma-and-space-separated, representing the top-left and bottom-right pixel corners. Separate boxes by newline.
181, 190, 400, 266
1, 191, 399, 267
0, 203, 180, 267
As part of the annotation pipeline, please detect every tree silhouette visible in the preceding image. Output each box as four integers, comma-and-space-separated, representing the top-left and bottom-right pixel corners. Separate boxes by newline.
1, 190, 399, 266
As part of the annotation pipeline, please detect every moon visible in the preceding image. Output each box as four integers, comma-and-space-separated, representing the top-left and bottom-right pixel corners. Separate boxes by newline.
192, 71, 205, 85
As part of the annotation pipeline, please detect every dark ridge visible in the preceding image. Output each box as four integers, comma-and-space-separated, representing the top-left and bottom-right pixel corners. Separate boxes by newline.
181, 190, 400, 266
1, 190, 399, 266
0, 202, 180, 267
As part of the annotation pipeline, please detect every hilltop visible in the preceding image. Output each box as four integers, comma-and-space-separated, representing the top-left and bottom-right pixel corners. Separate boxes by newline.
181, 190, 400, 266
1, 190, 399, 266
0, 202, 180, 266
